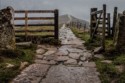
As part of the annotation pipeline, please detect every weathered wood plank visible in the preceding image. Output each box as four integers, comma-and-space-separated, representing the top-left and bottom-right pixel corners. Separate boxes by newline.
14, 17, 54, 20
15, 24, 54, 26
15, 10, 54, 13
91, 10, 103, 15
15, 35, 55, 37
15, 30, 54, 32
90, 8, 97, 38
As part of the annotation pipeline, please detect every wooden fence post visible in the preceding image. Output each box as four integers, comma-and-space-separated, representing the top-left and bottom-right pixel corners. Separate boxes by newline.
54, 9, 59, 40
25, 10, 28, 41
107, 13, 111, 37
112, 7, 118, 37
102, 4, 106, 50
90, 8, 97, 38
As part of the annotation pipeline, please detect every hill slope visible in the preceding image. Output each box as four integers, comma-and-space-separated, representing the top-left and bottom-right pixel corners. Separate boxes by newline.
59, 14, 89, 27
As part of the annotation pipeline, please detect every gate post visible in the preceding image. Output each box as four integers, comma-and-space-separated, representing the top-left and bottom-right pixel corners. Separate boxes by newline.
90, 8, 97, 39
102, 4, 106, 50
107, 13, 111, 37
112, 7, 118, 37
54, 9, 59, 40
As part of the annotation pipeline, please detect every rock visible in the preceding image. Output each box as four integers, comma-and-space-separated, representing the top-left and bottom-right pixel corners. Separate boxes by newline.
80, 57, 86, 61
123, 10, 125, 15
49, 60, 57, 65
56, 50, 69, 56
43, 55, 57, 61
0, 7, 16, 50
16, 42, 32, 47
78, 61, 83, 66
69, 53, 81, 59
93, 47, 103, 54
13, 64, 50, 83
115, 65, 124, 73
36, 55, 44, 59
41, 65, 101, 83
6, 63, 14, 68
101, 60, 112, 64
83, 52, 92, 60
35, 60, 49, 64
94, 54, 104, 59
36, 48, 45, 54
56, 56, 69, 62
19, 62, 29, 70
68, 48, 83, 53
82, 62, 96, 68
43, 51, 56, 55
64, 59, 77, 65
84, 52, 92, 57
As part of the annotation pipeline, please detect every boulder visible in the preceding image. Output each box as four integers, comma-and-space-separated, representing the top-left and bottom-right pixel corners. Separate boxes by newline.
0, 7, 16, 50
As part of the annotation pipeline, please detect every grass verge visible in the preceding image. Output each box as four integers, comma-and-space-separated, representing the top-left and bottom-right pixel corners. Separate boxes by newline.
71, 27, 125, 83
0, 45, 36, 83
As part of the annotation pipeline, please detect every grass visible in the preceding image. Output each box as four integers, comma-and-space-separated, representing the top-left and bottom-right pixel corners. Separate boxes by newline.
15, 26, 54, 30
15, 26, 54, 36
71, 27, 125, 83
71, 27, 90, 42
0, 45, 36, 83
15, 26, 61, 45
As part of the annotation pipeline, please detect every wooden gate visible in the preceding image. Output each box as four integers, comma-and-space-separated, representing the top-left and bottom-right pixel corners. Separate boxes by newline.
14, 9, 59, 42
90, 4, 111, 50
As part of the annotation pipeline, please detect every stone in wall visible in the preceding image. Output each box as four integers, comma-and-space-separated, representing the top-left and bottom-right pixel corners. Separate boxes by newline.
114, 12, 125, 51
0, 7, 16, 50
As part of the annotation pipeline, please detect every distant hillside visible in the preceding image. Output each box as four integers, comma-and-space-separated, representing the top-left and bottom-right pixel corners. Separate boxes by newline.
59, 14, 89, 27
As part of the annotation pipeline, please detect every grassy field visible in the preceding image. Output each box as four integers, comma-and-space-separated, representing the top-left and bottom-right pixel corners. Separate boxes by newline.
71, 27, 125, 83
0, 45, 36, 83
71, 27, 90, 42
15, 26, 54, 36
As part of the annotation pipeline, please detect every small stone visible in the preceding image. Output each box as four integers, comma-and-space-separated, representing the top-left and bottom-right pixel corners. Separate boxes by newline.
82, 62, 96, 68
6, 63, 14, 68
83, 52, 92, 57
36, 55, 44, 59
69, 53, 81, 59
116, 65, 124, 73
43, 51, 56, 55
35, 60, 49, 64
36, 48, 45, 54
101, 60, 112, 64
78, 61, 83, 66
80, 57, 86, 61
56, 50, 69, 56
19, 62, 29, 70
64, 59, 77, 65
94, 47, 103, 54
56, 56, 69, 62
94, 54, 104, 59
49, 60, 57, 65
37, 45, 43, 48
43, 55, 57, 61
68, 48, 83, 53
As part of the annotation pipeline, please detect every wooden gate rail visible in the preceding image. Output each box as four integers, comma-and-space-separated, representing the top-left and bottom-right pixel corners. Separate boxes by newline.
14, 9, 59, 41
90, 4, 110, 50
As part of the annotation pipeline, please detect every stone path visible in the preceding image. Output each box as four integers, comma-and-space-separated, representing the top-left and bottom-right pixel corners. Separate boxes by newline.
12, 25, 101, 83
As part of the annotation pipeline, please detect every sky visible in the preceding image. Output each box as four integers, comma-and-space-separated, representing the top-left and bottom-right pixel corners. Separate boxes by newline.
0, 0, 125, 22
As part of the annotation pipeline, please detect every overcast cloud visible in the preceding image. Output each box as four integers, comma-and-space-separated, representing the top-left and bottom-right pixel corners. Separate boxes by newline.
0, 0, 125, 21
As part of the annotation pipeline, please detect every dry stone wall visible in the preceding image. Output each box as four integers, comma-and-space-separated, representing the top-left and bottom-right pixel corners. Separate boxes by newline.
0, 7, 16, 50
